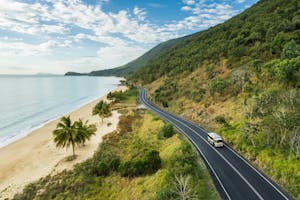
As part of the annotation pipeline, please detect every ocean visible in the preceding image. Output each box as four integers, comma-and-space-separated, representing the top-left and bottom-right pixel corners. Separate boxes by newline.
0, 75, 122, 148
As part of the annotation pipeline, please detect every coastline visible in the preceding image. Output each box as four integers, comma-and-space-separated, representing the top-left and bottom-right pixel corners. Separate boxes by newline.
0, 85, 127, 199
0, 83, 122, 149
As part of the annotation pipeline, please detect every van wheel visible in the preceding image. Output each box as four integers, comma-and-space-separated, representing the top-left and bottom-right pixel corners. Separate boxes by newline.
213, 142, 215, 147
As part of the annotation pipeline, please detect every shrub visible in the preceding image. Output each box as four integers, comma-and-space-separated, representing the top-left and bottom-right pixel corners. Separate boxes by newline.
108, 157, 121, 171
169, 142, 199, 176
162, 101, 169, 108
191, 88, 206, 102
156, 186, 176, 200
13, 183, 38, 200
118, 115, 136, 133
215, 115, 230, 127
119, 159, 143, 177
119, 148, 162, 177
273, 57, 300, 84
209, 79, 227, 96
281, 40, 300, 59
96, 162, 109, 176
158, 124, 175, 139
205, 64, 215, 79
142, 149, 162, 173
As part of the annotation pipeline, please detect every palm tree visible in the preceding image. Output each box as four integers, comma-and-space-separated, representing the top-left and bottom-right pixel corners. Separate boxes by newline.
53, 116, 97, 158
74, 119, 97, 145
93, 100, 111, 123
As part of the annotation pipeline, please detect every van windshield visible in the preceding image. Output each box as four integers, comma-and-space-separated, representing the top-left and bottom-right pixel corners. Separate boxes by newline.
216, 140, 223, 143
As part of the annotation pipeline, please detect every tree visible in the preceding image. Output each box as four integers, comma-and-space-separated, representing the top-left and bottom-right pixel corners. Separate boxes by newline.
160, 123, 175, 138
93, 100, 111, 123
272, 57, 300, 83
232, 67, 250, 94
281, 40, 300, 59
209, 79, 227, 96
53, 116, 97, 158
172, 175, 196, 200
74, 119, 97, 145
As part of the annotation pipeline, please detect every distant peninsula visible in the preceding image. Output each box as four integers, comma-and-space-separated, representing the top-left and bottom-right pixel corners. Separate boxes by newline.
65, 72, 87, 76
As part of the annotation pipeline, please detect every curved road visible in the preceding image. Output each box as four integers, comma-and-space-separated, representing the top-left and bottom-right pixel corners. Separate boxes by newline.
139, 88, 292, 200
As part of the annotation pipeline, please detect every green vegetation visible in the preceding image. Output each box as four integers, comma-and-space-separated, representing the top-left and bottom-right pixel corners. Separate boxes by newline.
191, 88, 206, 103
93, 100, 111, 123
120, 0, 300, 198
107, 86, 138, 103
53, 116, 97, 158
158, 123, 175, 139
119, 148, 162, 177
132, 0, 300, 83
14, 88, 219, 200
209, 79, 228, 96
214, 116, 230, 128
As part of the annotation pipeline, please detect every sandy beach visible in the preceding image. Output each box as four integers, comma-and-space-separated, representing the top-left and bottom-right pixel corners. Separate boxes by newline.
0, 85, 127, 199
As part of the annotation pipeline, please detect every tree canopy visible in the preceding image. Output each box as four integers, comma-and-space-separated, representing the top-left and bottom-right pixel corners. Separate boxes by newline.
93, 100, 111, 123
53, 116, 97, 158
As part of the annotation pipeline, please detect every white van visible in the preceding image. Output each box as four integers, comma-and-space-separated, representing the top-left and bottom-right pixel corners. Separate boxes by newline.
207, 132, 224, 147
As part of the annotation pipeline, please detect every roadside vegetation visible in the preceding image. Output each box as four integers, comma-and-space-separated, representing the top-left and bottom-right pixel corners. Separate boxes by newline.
13, 87, 219, 200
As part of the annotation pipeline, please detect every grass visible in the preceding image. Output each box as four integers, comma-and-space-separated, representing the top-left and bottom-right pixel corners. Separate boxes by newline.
13, 87, 220, 200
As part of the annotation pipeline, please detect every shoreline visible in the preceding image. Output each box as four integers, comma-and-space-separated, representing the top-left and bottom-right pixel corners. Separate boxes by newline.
0, 85, 127, 199
0, 83, 122, 149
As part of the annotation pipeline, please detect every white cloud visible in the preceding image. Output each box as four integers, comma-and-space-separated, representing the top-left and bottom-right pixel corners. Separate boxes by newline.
183, 0, 196, 5
177, 0, 239, 31
96, 44, 147, 68
181, 6, 192, 11
236, 0, 246, 3
0, 0, 248, 74
0, 40, 72, 56
147, 3, 166, 8
133, 6, 147, 21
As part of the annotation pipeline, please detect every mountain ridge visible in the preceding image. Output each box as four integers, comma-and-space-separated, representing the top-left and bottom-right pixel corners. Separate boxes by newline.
65, 37, 185, 77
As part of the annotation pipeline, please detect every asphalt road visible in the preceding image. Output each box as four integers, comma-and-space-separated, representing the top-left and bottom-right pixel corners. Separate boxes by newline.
138, 88, 292, 200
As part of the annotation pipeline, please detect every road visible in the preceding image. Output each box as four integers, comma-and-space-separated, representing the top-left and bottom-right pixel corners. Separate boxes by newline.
138, 88, 292, 200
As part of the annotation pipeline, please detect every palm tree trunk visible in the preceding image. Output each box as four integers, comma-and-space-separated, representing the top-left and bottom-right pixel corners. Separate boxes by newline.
72, 143, 75, 158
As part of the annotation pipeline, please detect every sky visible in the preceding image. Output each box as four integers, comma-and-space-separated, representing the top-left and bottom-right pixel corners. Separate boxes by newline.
0, 0, 258, 75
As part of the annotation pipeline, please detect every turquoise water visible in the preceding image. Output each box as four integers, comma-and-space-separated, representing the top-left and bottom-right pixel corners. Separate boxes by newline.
0, 75, 122, 148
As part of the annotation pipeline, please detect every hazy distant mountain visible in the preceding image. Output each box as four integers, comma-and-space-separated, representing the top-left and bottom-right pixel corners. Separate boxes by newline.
64, 37, 184, 77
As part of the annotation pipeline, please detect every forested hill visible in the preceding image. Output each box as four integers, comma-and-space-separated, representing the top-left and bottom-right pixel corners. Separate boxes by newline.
132, 0, 300, 82
65, 37, 184, 77
129, 0, 300, 198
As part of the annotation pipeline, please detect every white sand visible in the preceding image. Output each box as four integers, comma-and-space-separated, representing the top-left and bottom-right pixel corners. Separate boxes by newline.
0, 85, 127, 199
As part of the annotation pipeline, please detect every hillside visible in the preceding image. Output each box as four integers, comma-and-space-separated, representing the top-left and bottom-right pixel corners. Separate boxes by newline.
128, 0, 300, 198
132, 0, 300, 82
65, 37, 184, 77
